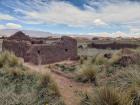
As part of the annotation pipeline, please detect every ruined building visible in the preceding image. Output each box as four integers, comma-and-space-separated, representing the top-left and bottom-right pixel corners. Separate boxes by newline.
88, 42, 139, 49
2, 31, 78, 65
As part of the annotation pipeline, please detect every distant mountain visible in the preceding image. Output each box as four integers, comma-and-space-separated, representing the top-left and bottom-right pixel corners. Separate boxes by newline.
0, 29, 59, 37
0, 29, 94, 39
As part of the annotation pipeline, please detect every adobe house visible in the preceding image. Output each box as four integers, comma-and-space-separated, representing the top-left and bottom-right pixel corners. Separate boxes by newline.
2, 31, 78, 65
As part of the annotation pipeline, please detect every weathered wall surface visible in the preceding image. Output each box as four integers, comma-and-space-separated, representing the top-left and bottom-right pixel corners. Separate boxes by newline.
2, 31, 78, 65
24, 36, 78, 64
88, 42, 139, 49
2, 40, 31, 58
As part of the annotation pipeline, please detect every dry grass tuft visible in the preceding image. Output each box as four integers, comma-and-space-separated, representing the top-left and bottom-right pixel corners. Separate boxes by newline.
76, 63, 98, 85
0, 51, 22, 68
38, 71, 60, 96
108, 51, 121, 65
81, 86, 132, 105
0, 51, 64, 105
94, 54, 108, 65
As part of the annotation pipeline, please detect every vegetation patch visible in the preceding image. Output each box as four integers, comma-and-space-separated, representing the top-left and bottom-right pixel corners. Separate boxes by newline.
56, 64, 76, 72
80, 48, 140, 105
76, 62, 98, 85
0, 51, 64, 105
81, 86, 132, 105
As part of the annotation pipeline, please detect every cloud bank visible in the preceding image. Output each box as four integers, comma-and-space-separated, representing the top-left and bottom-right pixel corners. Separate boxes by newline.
0, 13, 15, 20
2, 0, 139, 26
0, 23, 22, 29
0, 0, 140, 37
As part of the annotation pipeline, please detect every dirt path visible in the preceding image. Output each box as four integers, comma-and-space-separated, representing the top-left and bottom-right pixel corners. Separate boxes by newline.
24, 63, 93, 105
51, 71, 93, 105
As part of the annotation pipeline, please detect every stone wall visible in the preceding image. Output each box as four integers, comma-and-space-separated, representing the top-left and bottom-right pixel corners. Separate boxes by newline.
2, 31, 78, 65
2, 40, 31, 58
24, 36, 77, 64
88, 42, 139, 49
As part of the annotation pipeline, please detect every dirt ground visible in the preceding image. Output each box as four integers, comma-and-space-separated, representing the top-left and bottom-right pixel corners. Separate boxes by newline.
24, 62, 93, 105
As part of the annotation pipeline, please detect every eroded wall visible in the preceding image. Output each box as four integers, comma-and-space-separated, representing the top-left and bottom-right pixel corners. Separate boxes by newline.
2, 40, 31, 58
2, 33, 78, 65
88, 42, 139, 49
25, 36, 78, 64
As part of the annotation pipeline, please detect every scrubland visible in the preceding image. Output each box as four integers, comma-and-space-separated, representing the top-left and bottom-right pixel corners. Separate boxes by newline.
0, 51, 64, 105
56, 47, 140, 105
78, 48, 140, 105
0, 39, 140, 105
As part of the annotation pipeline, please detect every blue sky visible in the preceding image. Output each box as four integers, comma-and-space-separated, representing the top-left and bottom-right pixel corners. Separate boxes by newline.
0, 0, 140, 37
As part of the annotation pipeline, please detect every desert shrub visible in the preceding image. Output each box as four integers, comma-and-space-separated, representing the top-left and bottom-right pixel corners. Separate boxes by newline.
106, 65, 140, 105
108, 50, 122, 65
94, 54, 108, 65
76, 63, 98, 85
38, 72, 60, 96
79, 58, 84, 65
134, 47, 140, 53
0, 51, 64, 105
0, 89, 36, 105
108, 49, 140, 67
104, 62, 123, 78
79, 55, 88, 65
0, 51, 21, 68
57, 64, 76, 72
110, 66, 140, 88
127, 86, 140, 105
105, 66, 119, 77
125, 70, 140, 87
80, 86, 131, 105
82, 55, 88, 60
91, 54, 99, 64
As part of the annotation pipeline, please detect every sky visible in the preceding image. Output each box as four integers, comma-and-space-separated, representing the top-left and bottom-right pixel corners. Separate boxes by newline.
0, 0, 140, 37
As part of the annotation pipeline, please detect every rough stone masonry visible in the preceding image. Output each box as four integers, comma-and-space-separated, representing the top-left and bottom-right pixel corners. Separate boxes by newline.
2, 31, 78, 65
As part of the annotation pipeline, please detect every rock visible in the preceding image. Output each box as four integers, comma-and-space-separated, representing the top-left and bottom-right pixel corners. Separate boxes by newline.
116, 53, 140, 67
104, 53, 112, 59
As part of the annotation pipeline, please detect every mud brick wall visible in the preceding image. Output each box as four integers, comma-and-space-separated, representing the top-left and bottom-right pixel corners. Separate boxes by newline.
2, 40, 31, 58
88, 42, 139, 49
24, 36, 78, 64
2, 31, 78, 65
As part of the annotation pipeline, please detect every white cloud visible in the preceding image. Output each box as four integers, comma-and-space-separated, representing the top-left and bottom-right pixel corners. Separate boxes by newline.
130, 28, 140, 33
88, 32, 112, 37
5, 0, 140, 28
99, 3, 140, 24
88, 31, 140, 38
0, 13, 15, 20
0, 23, 22, 30
2, 1, 106, 27
1, 0, 140, 38
6, 23, 22, 29
94, 19, 107, 26
112, 31, 129, 37
21, 2, 97, 27
126, 26, 140, 37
